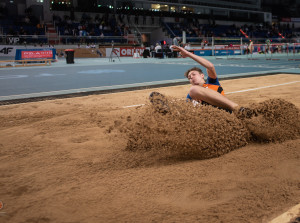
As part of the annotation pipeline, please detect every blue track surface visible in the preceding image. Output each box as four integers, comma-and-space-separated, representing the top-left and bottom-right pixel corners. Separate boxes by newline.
0, 55, 299, 101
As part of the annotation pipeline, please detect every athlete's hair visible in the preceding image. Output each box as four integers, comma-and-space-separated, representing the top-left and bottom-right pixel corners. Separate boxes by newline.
184, 67, 203, 78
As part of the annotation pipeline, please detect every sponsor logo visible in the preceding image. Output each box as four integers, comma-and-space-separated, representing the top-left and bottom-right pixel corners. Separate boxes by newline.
0, 47, 13, 55
8, 37, 19, 44
106, 47, 145, 57
120, 47, 144, 57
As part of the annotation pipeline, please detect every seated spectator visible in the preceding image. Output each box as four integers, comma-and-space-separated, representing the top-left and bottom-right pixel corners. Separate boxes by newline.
64, 28, 70, 35
155, 43, 163, 58
184, 43, 191, 50
99, 23, 103, 32
19, 26, 26, 35
155, 43, 161, 52
36, 23, 44, 29
165, 44, 173, 58
24, 16, 30, 24
150, 44, 155, 57
89, 28, 96, 36
96, 48, 102, 57
142, 49, 150, 58
59, 50, 64, 57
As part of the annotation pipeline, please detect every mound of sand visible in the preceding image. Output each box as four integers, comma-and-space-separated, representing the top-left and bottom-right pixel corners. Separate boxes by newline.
123, 98, 300, 164
124, 98, 249, 160
245, 98, 300, 142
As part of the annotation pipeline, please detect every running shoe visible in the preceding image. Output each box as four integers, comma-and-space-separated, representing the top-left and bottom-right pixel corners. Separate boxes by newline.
235, 106, 256, 119
149, 92, 170, 114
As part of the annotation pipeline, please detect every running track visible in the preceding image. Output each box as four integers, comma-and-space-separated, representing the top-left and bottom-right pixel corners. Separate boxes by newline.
0, 55, 299, 102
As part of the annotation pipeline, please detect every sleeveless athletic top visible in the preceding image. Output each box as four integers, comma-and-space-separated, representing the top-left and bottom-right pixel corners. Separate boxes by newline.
186, 76, 224, 102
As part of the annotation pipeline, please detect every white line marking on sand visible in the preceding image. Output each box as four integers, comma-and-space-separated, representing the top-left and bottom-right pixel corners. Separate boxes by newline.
122, 80, 300, 108
269, 203, 300, 223
123, 104, 145, 108
226, 81, 300, 94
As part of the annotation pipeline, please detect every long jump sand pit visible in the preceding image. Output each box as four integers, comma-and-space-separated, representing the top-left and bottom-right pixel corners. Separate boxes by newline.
0, 74, 300, 223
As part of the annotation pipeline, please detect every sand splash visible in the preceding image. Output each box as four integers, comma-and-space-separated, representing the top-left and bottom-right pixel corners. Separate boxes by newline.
244, 98, 300, 142
124, 98, 249, 161
122, 97, 300, 163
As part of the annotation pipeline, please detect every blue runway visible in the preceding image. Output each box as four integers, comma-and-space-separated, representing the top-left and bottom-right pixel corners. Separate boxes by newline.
0, 55, 299, 102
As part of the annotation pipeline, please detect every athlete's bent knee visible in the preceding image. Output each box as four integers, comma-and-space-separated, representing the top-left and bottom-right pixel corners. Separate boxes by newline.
189, 85, 205, 99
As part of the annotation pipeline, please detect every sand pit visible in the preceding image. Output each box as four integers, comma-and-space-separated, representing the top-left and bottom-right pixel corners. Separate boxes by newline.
0, 74, 300, 223
124, 97, 299, 163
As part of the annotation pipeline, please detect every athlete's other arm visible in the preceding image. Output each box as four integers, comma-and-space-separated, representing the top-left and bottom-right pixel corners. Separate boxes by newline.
171, 45, 217, 79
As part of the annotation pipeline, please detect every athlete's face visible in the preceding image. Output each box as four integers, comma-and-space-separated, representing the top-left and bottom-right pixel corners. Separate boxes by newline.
187, 70, 205, 86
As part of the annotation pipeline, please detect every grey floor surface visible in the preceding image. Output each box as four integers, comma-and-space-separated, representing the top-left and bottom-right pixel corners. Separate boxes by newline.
0, 54, 299, 102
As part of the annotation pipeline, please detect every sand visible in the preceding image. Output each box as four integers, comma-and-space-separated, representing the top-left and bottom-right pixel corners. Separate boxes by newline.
0, 74, 300, 223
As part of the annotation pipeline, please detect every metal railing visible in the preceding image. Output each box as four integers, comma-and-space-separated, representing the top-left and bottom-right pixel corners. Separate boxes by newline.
182, 37, 300, 59
185, 37, 300, 46
0, 34, 142, 46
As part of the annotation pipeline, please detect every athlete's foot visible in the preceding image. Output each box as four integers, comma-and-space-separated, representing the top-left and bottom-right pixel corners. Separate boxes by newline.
149, 92, 170, 115
234, 106, 256, 119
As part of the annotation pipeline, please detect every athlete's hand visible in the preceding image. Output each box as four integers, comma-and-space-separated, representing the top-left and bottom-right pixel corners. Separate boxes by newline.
171, 45, 190, 58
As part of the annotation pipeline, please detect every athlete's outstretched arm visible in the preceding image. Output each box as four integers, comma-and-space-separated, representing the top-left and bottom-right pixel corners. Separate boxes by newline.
171, 45, 217, 79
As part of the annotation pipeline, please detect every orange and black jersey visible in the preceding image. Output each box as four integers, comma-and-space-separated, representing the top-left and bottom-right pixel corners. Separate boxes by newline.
186, 77, 225, 101
186, 76, 231, 113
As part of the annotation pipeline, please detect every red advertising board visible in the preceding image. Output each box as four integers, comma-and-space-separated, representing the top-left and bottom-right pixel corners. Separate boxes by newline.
119, 47, 145, 57
21, 50, 53, 59
281, 17, 291, 22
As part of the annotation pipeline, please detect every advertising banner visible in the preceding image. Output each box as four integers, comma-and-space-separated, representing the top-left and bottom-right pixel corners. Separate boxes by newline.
194, 49, 213, 56
281, 18, 291, 22
119, 47, 145, 57
291, 18, 300, 22
106, 47, 145, 57
21, 50, 53, 59
15, 49, 56, 60
194, 49, 242, 56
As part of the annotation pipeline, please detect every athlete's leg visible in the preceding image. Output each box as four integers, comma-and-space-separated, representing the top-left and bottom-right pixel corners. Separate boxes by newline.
189, 85, 238, 111
189, 86, 256, 118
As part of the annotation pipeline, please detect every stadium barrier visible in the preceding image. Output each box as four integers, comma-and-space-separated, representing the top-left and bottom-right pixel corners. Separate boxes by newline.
0, 34, 141, 47
245, 43, 300, 60
0, 59, 52, 68
1, 36, 299, 61
190, 43, 300, 61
